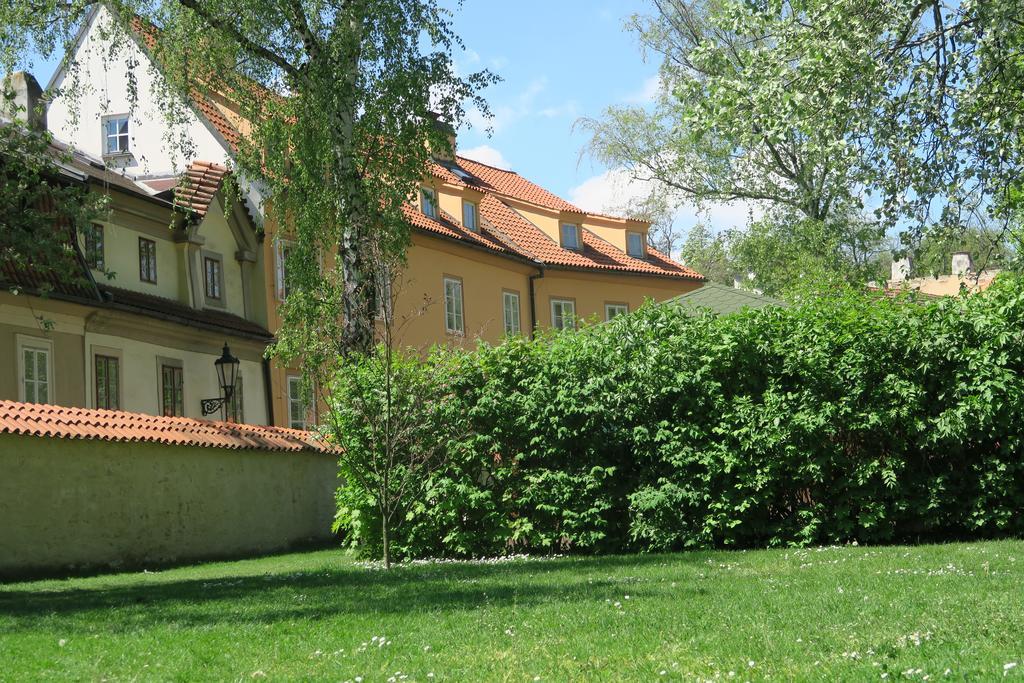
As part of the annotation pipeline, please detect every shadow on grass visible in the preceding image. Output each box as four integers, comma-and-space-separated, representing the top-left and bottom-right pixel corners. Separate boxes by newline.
0, 552, 712, 631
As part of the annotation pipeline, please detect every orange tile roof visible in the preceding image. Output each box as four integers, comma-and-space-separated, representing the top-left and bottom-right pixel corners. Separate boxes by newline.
174, 160, 230, 217
454, 156, 584, 213
0, 400, 337, 453
477, 194, 703, 280
401, 203, 519, 256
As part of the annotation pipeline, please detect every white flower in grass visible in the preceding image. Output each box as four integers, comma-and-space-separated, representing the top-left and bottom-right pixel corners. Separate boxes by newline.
58, 639, 67, 647
1005, 662, 1019, 675
748, 660, 756, 668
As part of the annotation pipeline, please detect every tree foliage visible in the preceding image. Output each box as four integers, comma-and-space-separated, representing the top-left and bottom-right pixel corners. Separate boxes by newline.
678, 211, 887, 296
0, 118, 106, 297
335, 275, 1024, 559
583, 0, 1024, 251
2, 0, 496, 359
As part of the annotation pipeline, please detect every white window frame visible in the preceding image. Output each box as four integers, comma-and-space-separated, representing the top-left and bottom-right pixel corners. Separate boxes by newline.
551, 298, 576, 331
202, 250, 226, 307
139, 237, 157, 284
503, 290, 521, 336
605, 303, 629, 321
275, 239, 293, 301
157, 357, 185, 417
16, 335, 53, 404
443, 276, 465, 335
626, 231, 646, 258
102, 114, 130, 155
462, 199, 479, 232
560, 223, 581, 251
287, 375, 311, 430
90, 344, 123, 411
421, 187, 439, 220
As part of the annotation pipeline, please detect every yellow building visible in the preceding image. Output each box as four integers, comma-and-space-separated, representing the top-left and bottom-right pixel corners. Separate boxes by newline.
254, 148, 704, 424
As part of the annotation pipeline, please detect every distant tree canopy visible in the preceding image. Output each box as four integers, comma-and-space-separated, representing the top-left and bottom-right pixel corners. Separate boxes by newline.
585, 0, 1024, 266
679, 210, 888, 297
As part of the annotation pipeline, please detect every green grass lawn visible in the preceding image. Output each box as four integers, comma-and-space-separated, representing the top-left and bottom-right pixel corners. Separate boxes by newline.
2, 541, 1023, 681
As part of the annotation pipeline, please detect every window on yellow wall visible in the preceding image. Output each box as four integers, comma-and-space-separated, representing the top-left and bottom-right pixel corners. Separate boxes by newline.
560, 223, 581, 250
503, 291, 520, 336
421, 187, 439, 220
627, 231, 646, 258
275, 240, 293, 301
462, 199, 479, 232
551, 298, 576, 330
288, 375, 313, 430
444, 276, 464, 334
605, 303, 629, 321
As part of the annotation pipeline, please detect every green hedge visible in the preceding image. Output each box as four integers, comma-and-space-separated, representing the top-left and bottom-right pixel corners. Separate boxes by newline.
331, 276, 1024, 559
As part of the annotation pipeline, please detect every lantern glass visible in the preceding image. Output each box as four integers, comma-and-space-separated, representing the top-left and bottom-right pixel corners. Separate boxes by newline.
214, 343, 240, 398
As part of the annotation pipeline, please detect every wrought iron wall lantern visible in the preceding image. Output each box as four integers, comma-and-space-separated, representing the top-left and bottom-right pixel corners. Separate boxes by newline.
201, 343, 240, 420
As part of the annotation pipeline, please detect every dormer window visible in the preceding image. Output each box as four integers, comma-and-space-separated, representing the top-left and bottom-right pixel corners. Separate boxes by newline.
560, 223, 581, 251
420, 187, 438, 220
462, 199, 479, 232
627, 231, 646, 258
103, 115, 130, 155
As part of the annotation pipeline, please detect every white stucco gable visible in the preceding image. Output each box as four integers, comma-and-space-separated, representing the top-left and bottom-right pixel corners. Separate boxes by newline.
45, 5, 266, 224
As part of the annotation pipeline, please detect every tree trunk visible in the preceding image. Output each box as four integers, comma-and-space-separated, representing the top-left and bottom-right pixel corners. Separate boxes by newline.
381, 512, 391, 570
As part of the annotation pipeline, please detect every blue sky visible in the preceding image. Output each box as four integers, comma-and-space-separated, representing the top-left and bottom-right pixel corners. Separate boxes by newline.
439, 0, 656, 198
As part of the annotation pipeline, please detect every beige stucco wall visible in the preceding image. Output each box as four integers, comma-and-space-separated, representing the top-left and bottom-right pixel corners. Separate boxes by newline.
196, 205, 248, 319
0, 433, 338, 577
0, 292, 271, 424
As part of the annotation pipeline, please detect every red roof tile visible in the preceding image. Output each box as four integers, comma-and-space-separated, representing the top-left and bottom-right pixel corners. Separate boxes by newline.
401, 203, 518, 256
453, 156, 584, 213
478, 195, 703, 280
175, 160, 230, 217
0, 400, 336, 453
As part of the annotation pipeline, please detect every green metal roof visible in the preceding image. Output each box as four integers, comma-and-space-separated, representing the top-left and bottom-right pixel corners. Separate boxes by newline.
671, 282, 785, 316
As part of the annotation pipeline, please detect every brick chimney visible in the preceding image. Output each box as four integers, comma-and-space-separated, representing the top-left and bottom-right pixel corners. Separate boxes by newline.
951, 252, 973, 278
2, 71, 47, 131
891, 256, 912, 283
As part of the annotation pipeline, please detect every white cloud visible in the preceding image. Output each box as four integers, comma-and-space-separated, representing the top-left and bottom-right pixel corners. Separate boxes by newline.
538, 101, 578, 118
461, 77, 575, 135
569, 167, 761, 237
625, 74, 662, 104
459, 144, 512, 170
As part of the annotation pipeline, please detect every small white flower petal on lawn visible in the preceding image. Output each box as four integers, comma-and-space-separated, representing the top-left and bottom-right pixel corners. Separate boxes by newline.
58, 639, 67, 647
